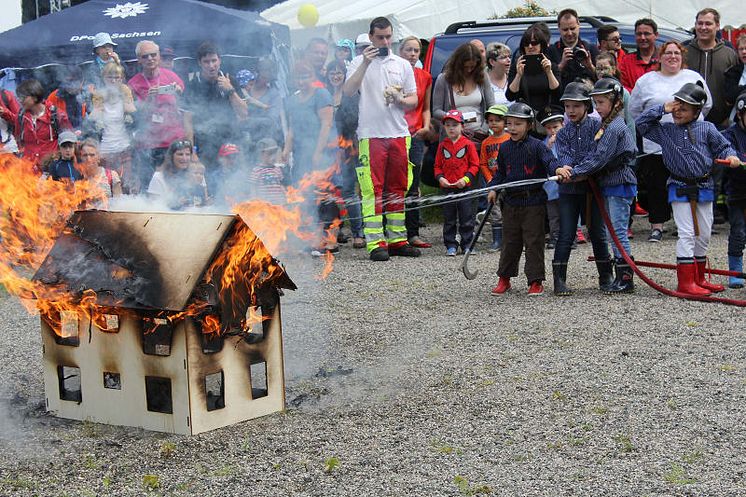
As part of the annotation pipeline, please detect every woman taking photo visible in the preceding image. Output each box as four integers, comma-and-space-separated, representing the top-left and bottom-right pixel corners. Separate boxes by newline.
506, 25, 561, 118
400, 36, 433, 248
629, 40, 712, 242
485, 42, 513, 105
432, 42, 495, 148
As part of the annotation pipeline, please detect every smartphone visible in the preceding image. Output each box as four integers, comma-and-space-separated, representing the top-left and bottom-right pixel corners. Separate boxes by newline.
378, 47, 389, 57
524, 54, 542, 74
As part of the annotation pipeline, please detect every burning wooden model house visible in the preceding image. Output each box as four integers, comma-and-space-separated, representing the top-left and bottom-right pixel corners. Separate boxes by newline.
32, 210, 296, 435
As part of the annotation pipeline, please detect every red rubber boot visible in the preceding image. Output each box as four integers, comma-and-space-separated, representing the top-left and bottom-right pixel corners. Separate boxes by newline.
676, 262, 711, 296
491, 277, 511, 295
695, 258, 724, 293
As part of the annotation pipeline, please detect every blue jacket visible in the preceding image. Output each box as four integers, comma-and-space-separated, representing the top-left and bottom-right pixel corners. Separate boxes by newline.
636, 105, 736, 190
555, 115, 601, 194
722, 123, 746, 200
571, 115, 637, 189
488, 135, 557, 207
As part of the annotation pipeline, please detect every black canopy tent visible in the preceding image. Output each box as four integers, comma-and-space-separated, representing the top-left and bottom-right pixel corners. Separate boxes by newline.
0, 0, 291, 69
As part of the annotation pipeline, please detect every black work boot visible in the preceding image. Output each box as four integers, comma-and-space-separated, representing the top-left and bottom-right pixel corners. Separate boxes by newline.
595, 259, 615, 292
605, 258, 634, 294
552, 261, 573, 296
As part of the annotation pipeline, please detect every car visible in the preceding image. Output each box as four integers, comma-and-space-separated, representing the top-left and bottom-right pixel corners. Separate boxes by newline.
423, 16, 692, 78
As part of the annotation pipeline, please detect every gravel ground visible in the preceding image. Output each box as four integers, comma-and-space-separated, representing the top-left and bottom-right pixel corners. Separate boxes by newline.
1, 218, 746, 496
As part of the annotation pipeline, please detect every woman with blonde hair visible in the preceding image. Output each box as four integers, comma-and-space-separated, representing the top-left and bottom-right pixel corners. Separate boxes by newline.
87, 62, 137, 192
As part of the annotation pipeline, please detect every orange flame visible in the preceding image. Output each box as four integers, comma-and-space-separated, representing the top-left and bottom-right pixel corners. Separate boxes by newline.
1, 152, 339, 339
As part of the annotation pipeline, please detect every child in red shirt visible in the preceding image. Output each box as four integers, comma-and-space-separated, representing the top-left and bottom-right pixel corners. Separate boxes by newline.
435, 109, 480, 256
479, 104, 510, 251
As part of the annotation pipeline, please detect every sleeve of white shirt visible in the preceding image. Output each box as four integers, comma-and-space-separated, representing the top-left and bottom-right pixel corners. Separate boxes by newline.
346, 55, 363, 82
402, 61, 417, 96
147, 171, 167, 195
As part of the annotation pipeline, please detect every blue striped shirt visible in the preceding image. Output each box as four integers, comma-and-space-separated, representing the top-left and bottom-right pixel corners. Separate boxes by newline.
488, 135, 557, 207
571, 115, 637, 191
555, 115, 601, 194
722, 124, 746, 199
636, 105, 737, 190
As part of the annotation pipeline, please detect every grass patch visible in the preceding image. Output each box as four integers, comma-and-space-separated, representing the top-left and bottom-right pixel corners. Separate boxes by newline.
663, 463, 696, 485
323, 456, 340, 473
142, 474, 160, 491
614, 434, 635, 453
453, 475, 493, 495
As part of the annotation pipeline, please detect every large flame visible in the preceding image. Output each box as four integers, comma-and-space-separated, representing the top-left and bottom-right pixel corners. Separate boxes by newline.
0, 152, 341, 340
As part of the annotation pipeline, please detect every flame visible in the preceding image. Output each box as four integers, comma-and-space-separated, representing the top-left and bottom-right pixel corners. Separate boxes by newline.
0, 155, 109, 336
1, 151, 339, 341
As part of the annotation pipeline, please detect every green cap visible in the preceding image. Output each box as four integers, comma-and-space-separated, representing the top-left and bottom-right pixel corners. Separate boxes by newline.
485, 104, 508, 118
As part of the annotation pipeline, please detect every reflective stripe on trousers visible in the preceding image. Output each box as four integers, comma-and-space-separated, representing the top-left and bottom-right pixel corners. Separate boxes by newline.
357, 137, 413, 251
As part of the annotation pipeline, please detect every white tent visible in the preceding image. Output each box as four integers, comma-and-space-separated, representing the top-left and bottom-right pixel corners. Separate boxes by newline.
262, 0, 743, 46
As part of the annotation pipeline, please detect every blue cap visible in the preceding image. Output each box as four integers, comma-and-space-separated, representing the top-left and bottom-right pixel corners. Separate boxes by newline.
236, 69, 255, 87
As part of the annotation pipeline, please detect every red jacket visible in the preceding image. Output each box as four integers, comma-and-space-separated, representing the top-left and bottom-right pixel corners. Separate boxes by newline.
619, 51, 659, 91
17, 106, 72, 166
434, 135, 479, 187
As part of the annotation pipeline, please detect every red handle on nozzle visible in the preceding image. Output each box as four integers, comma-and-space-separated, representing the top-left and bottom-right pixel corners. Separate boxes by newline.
716, 158, 746, 168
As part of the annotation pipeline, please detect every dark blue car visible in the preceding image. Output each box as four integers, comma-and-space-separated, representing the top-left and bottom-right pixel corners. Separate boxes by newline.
423, 16, 692, 78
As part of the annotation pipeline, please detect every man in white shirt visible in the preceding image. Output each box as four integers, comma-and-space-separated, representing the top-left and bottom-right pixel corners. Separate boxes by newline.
344, 17, 419, 261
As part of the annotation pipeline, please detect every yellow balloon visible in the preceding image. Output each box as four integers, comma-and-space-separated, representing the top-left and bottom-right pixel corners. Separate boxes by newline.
297, 3, 319, 28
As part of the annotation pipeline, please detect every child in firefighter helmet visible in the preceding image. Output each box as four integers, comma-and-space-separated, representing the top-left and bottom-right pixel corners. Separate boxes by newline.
636, 81, 740, 296
552, 81, 614, 296
487, 101, 558, 296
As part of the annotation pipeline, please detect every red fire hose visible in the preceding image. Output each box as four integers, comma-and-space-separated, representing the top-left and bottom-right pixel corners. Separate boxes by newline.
587, 178, 746, 307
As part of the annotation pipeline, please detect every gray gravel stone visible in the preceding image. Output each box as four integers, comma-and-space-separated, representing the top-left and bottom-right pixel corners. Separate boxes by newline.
1, 219, 745, 496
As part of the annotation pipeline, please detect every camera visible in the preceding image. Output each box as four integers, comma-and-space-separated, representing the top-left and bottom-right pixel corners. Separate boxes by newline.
572, 46, 588, 60
156, 83, 178, 95
378, 47, 389, 57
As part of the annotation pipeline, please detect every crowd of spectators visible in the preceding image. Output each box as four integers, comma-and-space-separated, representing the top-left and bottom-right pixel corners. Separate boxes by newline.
0, 7, 745, 266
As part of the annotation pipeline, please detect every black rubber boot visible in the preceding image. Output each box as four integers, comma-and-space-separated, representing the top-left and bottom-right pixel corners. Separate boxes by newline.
595, 259, 615, 292
605, 258, 634, 294
552, 261, 573, 296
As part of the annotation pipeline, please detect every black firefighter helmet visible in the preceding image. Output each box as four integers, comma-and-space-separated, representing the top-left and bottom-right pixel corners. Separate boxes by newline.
505, 101, 535, 121
560, 82, 591, 102
673, 82, 708, 107
590, 77, 622, 97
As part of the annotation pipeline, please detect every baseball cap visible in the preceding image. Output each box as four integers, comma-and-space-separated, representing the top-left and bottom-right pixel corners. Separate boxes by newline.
236, 69, 256, 87
355, 33, 371, 47
484, 104, 508, 118
218, 143, 240, 157
58, 130, 78, 145
256, 138, 279, 152
93, 32, 117, 49
442, 109, 464, 123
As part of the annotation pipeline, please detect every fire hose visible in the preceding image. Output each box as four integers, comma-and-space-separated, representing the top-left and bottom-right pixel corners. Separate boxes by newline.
587, 177, 746, 307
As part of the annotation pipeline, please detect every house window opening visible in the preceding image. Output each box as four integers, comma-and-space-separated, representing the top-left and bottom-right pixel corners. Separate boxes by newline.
249, 361, 268, 399
58, 365, 82, 402
145, 376, 173, 414
205, 371, 225, 411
